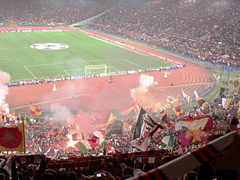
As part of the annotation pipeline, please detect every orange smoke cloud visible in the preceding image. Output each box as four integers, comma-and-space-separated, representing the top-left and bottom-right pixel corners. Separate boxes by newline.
131, 74, 157, 106
66, 110, 94, 136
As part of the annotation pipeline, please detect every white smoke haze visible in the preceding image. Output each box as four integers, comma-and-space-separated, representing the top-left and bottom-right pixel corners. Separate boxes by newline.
139, 74, 157, 92
50, 103, 71, 122
39, 79, 88, 112
0, 71, 11, 111
57, 77, 117, 111
131, 74, 157, 106
0, 84, 9, 111
0, 72, 11, 83
40, 80, 95, 135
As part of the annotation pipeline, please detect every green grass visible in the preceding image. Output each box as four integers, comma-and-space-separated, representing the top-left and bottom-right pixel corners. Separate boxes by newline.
0, 31, 173, 82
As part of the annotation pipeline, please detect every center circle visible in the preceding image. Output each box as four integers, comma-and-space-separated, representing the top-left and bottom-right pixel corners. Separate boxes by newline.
30, 43, 69, 50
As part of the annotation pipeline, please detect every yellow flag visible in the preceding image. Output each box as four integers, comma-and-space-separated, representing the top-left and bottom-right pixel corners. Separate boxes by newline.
224, 99, 232, 109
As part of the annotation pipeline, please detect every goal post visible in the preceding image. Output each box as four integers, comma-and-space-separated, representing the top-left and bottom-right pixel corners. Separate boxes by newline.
85, 64, 109, 74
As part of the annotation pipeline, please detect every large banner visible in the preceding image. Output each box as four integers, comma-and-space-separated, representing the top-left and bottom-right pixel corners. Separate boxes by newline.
0, 122, 25, 152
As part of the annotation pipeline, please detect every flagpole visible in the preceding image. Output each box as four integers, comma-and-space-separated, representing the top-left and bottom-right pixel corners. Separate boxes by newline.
23, 120, 26, 154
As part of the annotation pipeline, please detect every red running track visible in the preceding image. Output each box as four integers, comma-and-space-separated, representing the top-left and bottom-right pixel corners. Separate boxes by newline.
6, 31, 217, 112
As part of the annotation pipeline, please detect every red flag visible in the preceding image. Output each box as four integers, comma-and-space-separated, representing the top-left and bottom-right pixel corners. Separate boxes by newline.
106, 145, 112, 152
87, 136, 99, 148
29, 104, 36, 115
35, 107, 42, 116
178, 130, 209, 147
72, 133, 78, 141
98, 110, 111, 124
0, 122, 25, 152
119, 101, 138, 116
195, 97, 209, 110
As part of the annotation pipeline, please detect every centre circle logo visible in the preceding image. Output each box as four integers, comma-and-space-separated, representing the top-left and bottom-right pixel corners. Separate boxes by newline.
30, 43, 69, 50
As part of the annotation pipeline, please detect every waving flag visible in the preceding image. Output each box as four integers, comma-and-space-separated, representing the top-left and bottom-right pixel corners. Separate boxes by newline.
93, 130, 106, 139
119, 100, 138, 116
94, 113, 116, 130
130, 138, 152, 151
222, 98, 232, 110
196, 97, 209, 110
224, 98, 232, 109
232, 78, 240, 91
194, 91, 209, 110
29, 104, 42, 116
87, 136, 99, 148
160, 136, 174, 148
175, 116, 213, 131
167, 96, 180, 109
178, 130, 209, 147
0, 122, 25, 152
130, 108, 160, 151
167, 95, 184, 118
132, 108, 145, 140
182, 89, 192, 106
98, 110, 111, 124
75, 142, 88, 155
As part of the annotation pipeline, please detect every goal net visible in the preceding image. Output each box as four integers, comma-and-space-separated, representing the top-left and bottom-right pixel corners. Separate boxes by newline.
85, 64, 109, 74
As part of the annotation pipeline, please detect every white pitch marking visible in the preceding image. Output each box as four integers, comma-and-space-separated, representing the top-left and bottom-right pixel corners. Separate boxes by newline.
64, 70, 71, 76
24, 66, 37, 79
10, 93, 94, 110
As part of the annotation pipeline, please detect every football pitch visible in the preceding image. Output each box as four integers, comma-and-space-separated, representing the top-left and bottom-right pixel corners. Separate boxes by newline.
0, 31, 173, 82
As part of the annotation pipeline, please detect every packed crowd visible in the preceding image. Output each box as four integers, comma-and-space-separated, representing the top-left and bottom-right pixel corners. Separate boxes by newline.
90, 0, 240, 68
0, 92, 239, 179
1, 92, 238, 156
0, 0, 117, 25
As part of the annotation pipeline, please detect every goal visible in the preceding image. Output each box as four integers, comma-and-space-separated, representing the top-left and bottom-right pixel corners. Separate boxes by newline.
85, 64, 109, 74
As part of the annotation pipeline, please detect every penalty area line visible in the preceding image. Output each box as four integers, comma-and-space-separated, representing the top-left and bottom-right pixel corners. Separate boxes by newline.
123, 58, 144, 69
64, 70, 71, 76
24, 66, 37, 79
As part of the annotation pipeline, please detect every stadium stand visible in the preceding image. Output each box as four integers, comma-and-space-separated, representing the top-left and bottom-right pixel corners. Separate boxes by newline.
89, 0, 240, 68
0, 0, 239, 179
0, 0, 117, 25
